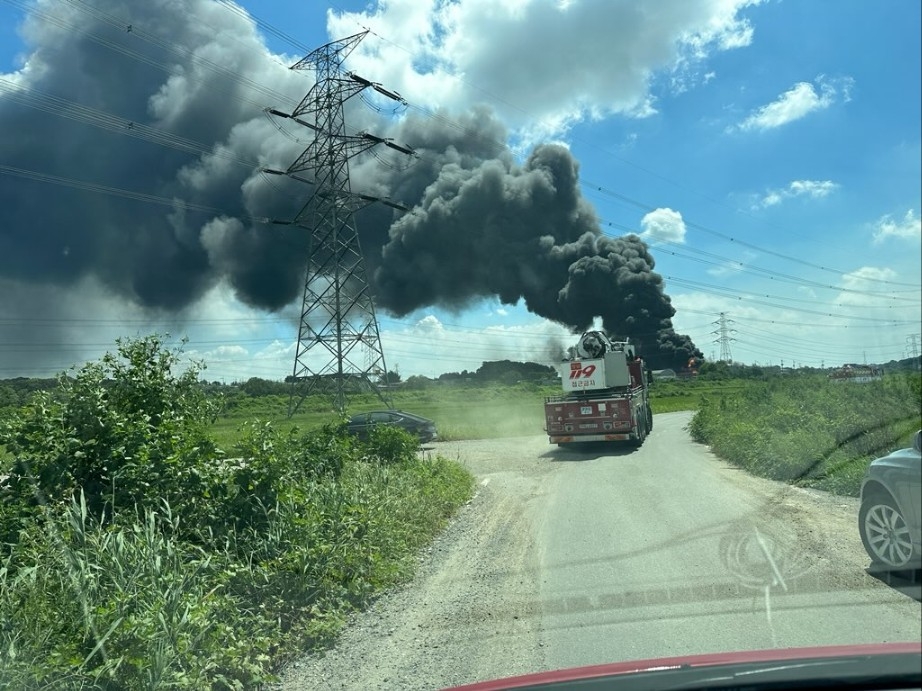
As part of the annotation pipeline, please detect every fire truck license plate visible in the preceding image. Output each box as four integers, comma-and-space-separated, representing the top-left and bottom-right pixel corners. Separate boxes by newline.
580, 406, 592, 415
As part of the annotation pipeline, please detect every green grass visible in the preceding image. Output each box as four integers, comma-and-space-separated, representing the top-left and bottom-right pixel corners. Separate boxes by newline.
0, 339, 476, 688
0, 454, 474, 689
688, 373, 921, 496
208, 379, 729, 449
649, 379, 748, 414
209, 385, 561, 448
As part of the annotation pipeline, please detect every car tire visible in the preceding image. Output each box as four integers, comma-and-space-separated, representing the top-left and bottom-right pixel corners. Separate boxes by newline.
859, 491, 917, 571
632, 415, 647, 447
646, 406, 653, 432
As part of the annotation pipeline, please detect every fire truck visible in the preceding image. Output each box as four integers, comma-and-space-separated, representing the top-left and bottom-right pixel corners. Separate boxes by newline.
544, 331, 652, 446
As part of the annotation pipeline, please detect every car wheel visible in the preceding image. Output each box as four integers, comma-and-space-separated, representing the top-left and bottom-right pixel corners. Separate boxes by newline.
646, 406, 653, 432
859, 492, 915, 570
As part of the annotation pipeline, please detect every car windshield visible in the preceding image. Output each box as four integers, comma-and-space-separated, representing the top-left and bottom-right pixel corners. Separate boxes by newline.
0, 1, 919, 690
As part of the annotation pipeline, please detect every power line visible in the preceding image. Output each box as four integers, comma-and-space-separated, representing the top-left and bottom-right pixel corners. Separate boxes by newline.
7, 1, 917, 304
731, 322, 911, 354
2, 136, 906, 328
675, 306, 920, 329
586, 181, 920, 289
595, 217, 920, 300
0, 163, 269, 221
0, 0, 297, 111
14, 0, 917, 297
215, 0, 313, 55
0, 78, 261, 169
11, 68, 913, 306
2, 158, 915, 323
311, 2, 920, 289
2, 1, 917, 369
57, 0, 291, 103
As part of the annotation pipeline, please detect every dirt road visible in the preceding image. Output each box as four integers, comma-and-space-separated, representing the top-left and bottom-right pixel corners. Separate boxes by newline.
276, 411, 921, 690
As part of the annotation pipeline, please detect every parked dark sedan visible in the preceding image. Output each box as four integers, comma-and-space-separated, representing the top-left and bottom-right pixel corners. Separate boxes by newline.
858, 430, 922, 573
346, 410, 438, 443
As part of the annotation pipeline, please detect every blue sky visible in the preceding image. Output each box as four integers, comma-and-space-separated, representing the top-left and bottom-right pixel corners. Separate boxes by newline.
0, 0, 919, 379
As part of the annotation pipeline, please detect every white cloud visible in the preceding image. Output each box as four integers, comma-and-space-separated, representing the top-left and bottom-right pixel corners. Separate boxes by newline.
707, 260, 745, 278
789, 180, 838, 197
704, 248, 756, 277
733, 76, 853, 132
832, 267, 920, 330
640, 207, 687, 243
838, 266, 898, 292
202, 345, 248, 360
873, 209, 921, 243
758, 179, 839, 207
760, 190, 784, 207
670, 280, 917, 368
328, 0, 762, 139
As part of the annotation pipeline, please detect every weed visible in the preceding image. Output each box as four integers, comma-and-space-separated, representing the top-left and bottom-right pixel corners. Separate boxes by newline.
689, 373, 921, 496
0, 337, 474, 687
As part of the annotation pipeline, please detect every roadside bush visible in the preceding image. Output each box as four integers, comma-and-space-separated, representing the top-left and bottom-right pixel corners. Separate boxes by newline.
287, 419, 357, 479
0, 337, 475, 688
364, 424, 420, 465
0, 336, 220, 542
690, 373, 921, 495
0, 496, 263, 690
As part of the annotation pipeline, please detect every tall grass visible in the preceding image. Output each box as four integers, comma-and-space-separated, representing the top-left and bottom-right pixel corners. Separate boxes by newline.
0, 451, 473, 688
689, 373, 921, 495
0, 338, 474, 688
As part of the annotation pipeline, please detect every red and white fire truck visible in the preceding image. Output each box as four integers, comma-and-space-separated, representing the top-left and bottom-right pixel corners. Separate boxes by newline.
544, 331, 652, 446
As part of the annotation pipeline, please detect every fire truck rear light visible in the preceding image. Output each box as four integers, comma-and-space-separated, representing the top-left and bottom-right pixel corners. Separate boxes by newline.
564, 424, 573, 432
603, 422, 612, 430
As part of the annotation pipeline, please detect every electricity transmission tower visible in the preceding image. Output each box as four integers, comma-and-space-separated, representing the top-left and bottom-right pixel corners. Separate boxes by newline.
711, 312, 736, 363
266, 31, 413, 414
908, 334, 921, 370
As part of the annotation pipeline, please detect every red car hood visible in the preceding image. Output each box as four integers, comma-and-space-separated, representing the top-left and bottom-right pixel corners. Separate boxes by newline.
446, 642, 922, 690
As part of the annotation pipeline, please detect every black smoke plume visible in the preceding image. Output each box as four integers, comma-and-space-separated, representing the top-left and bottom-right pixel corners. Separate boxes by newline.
0, 0, 700, 371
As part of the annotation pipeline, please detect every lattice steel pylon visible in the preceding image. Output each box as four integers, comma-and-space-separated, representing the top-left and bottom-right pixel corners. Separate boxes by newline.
266, 31, 413, 415
711, 312, 736, 363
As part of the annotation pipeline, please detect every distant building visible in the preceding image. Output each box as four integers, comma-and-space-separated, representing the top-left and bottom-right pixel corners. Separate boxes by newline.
829, 365, 883, 383
652, 368, 677, 381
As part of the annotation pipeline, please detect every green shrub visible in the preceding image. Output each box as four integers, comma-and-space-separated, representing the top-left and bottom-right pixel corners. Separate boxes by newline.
690, 373, 921, 495
364, 424, 420, 465
0, 336, 220, 539
0, 337, 475, 687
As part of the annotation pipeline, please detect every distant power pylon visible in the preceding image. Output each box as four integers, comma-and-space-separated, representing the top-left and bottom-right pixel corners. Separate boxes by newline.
711, 312, 736, 363
266, 31, 414, 414
908, 333, 921, 371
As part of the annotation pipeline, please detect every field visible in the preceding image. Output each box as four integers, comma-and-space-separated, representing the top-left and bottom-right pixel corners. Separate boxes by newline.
689, 372, 921, 496
208, 372, 922, 499
207, 378, 744, 449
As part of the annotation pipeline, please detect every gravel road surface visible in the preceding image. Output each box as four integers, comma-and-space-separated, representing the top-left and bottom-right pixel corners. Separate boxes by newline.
275, 411, 921, 690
